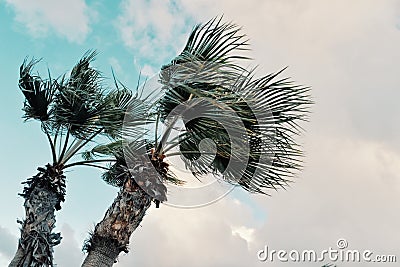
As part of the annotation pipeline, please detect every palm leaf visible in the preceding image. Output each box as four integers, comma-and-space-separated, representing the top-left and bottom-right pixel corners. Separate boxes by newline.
19, 58, 56, 122
158, 17, 250, 122
172, 68, 311, 194
100, 82, 150, 139
83, 140, 184, 189
52, 50, 107, 138
173, 16, 249, 64
154, 18, 312, 194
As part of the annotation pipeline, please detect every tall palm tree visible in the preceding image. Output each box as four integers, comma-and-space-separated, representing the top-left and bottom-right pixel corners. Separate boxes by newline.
81, 17, 312, 266
9, 51, 147, 267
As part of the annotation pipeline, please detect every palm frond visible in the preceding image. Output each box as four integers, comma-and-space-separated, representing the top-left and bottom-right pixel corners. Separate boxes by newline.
19, 58, 56, 122
52, 51, 107, 138
154, 18, 312, 194
158, 57, 245, 123
173, 16, 249, 64
173, 68, 311, 194
158, 16, 250, 123
100, 84, 149, 139
83, 140, 184, 189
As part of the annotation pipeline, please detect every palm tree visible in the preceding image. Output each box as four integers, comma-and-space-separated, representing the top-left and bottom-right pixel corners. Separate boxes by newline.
9, 51, 147, 267
80, 17, 312, 266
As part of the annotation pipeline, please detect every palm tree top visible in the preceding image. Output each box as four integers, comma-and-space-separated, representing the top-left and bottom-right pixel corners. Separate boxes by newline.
153, 17, 312, 195
88, 17, 311, 202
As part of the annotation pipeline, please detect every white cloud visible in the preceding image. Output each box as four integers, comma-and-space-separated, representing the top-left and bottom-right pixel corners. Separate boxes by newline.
5, 0, 93, 43
141, 64, 155, 77
115, 0, 194, 68
231, 225, 256, 245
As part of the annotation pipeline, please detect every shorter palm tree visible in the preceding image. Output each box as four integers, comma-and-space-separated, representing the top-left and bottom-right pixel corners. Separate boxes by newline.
80, 17, 311, 266
9, 51, 147, 267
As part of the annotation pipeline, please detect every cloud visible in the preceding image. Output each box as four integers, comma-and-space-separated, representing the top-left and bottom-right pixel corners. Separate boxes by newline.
140, 64, 155, 77
54, 224, 85, 266
4, 0, 94, 43
112, 138, 400, 267
115, 0, 195, 68
0, 226, 17, 260
116, 196, 259, 267
249, 136, 400, 266
231, 225, 256, 245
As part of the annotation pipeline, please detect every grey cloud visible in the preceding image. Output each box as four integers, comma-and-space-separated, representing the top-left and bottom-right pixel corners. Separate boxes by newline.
54, 224, 85, 267
116, 200, 258, 267
0, 225, 17, 259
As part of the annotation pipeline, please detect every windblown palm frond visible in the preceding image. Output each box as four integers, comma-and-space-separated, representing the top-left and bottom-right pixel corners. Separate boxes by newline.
100, 86, 149, 139
83, 140, 183, 190
51, 51, 108, 138
19, 58, 56, 122
176, 69, 311, 194
158, 17, 249, 122
173, 16, 249, 64
156, 17, 312, 195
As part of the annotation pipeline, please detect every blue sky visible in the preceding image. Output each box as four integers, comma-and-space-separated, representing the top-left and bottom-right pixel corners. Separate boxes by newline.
1, 0, 400, 266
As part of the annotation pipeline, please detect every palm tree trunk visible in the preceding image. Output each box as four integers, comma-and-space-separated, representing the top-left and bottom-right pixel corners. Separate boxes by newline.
81, 178, 152, 267
9, 166, 65, 267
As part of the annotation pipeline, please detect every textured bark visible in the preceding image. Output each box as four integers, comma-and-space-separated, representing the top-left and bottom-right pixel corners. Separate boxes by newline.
9, 166, 65, 267
8, 248, 25, 267
81, 178, 152, 267
80, 237, 120, 267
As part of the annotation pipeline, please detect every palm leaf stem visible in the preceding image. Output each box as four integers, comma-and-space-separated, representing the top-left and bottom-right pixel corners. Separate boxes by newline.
65, 163, 112, 171
58, 127, 70, 164
155, 116, 180, 156
155, 93, 194, 156
44, 126, 57, 165
61, 128, 103, 165
164, 151, 216, 157
154, 112, 160, 149
63, 159, 116, 169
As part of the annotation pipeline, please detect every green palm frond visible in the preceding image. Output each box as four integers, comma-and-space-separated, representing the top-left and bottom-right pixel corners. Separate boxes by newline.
154, 17, 312, 195
158, 58, 245, 124
173, 16, 249, 64
158, 17, 250, 123
100, 85, 149, 139
175, 68, 311, 194
52, 50, 107, 138
82, 140, 124, 161
19, 58, 56, 122
83, 140, 183, 188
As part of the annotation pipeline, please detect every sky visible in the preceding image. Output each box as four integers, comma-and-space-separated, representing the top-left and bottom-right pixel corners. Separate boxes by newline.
1, 0, 400, 266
